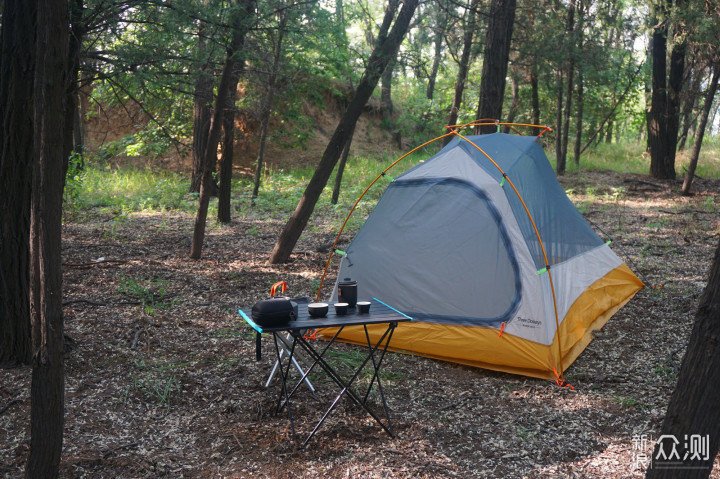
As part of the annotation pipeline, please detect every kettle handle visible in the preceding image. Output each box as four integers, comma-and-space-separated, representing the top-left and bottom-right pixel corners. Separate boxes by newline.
270, 281, 287, 297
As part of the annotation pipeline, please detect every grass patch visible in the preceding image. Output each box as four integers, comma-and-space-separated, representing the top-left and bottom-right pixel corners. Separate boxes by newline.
65, 163, 194, 215
547, 139, 720, 177
117, 275, 175, 315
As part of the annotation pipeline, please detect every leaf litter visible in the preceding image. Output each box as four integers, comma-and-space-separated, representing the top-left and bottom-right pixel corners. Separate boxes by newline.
2, 171, 720, 478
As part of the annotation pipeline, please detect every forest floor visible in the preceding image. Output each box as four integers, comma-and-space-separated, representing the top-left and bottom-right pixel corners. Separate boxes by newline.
2, 169, 720, 478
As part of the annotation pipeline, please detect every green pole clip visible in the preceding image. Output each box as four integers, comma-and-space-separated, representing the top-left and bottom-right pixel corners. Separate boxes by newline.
538, 264, 551, 275
381, 172, 395, 182
500, 173, 508, 187
496, 122, 501, 133
334, 249, 346, 256
605, 240, 612, 246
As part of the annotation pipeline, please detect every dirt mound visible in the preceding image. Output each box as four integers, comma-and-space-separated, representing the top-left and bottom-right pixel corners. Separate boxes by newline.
82, 85, 404, 174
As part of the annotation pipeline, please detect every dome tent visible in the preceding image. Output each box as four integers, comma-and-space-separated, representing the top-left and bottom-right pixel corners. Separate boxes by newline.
321, 128, 643, 380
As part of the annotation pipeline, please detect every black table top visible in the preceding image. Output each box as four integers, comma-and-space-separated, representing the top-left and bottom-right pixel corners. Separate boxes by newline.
239, 297, 412, 333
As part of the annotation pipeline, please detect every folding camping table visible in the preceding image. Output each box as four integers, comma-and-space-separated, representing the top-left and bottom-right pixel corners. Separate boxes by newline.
239, 298, 412, 446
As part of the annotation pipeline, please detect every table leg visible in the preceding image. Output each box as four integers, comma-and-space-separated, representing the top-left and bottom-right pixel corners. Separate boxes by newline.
295, 323, 397, 445
361, 322, 397, 436
272, 332, 297, 440
276, 326, 346, 413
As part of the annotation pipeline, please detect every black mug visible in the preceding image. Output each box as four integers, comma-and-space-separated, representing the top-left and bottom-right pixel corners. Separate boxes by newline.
337, 278, 357, 307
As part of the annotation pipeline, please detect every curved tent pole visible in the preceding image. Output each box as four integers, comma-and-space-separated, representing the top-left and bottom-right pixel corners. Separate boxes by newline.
314, 131, 456, 302
451, 131, 566, 382
315, 120, 566, 381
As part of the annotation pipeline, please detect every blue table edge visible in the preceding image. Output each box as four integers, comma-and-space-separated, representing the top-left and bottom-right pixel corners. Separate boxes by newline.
238, 297, 413, 334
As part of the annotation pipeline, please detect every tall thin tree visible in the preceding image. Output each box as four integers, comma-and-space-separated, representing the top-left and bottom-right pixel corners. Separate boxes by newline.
269, 0, 419, 264
681, 62, 720, 196
474, 0, 517, 134
190, 0, 255, 259
445, 0, 478, 145
26, 0, 69, 475
646, 233, 720, 478
0, 0, 37, 366
252, 5, 288, 200
648, 0, 687, 180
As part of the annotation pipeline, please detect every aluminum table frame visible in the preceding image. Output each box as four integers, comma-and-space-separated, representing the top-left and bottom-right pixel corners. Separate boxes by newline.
239, 298, 412, 446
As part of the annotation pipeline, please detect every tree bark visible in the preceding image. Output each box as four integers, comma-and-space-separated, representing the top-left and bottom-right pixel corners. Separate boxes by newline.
217, 61, 242, 223
560, 0, 576, 170
0, 0, 37, 366
190, 20, 214, 194
555, 70, 564, 174
425, 13, 444, 100
573, 71, 584, 165
26, 0, 69, 476
666, 35, 686, 156
380, 58, 395, 123
531, 59, 540, 135
331, 123, 355, 205
646, 235, 720, 478
501, 71, 519, 133
190, 0, 254, 259
572, 1, 585, 165
678, 63, 703, 151
62, 0, 85, 179
269, 0, 419, 264
444, 0, 478, 145
648, 1, 686, 180
681, 63, 720, 196
474, 0, 517, 135
648, 15, 670, 178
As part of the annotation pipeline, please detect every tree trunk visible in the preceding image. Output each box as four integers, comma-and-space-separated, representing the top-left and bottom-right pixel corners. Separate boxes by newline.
331, 123, 355, 205
648, 3, 685, 181
681, 63, 720, 196
474, 0, 517, 135
666, 36, 686, 156
678, 64, 702, 151
531, 59, 540, 135
501, 71, 519, 133
380, 58, 395, 123
648, 13, 669, 177
709, 98, 720, 136
62, 0, 85, 179
0, 0, 37, 366
252, 10, 286, 200
444, 0, 478, 145
26, 0, 69, 476
190, 0, 254, 259
573, 71, 584, 165
560, 0, 576, 168
572, 0, 584, 165
269, 0, 418, 264
217, 62, 242, 223
555, 70, 564, 174
425, 15, 444, 100
646, 235, 720, 478
190, 21, 214, 194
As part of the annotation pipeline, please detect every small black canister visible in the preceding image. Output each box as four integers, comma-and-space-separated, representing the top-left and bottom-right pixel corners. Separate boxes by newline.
337, 278, 358, 307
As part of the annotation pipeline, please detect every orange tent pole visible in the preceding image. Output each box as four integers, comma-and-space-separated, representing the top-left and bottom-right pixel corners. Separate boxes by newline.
453, 132, 565, 381
314, 120, 564, 380
314, 131, 456, 302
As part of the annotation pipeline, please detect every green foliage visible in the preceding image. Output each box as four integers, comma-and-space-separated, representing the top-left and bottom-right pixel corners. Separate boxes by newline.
64, 151, 86, 208
66, 163, 192, 214
118, 275, 174, 315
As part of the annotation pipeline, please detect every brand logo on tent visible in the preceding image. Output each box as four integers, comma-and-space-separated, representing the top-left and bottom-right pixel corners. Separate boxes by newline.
516, 317, 542, 328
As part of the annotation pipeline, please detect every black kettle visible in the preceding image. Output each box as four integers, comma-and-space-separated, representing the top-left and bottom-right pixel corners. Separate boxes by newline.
337, 278, 357, 307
